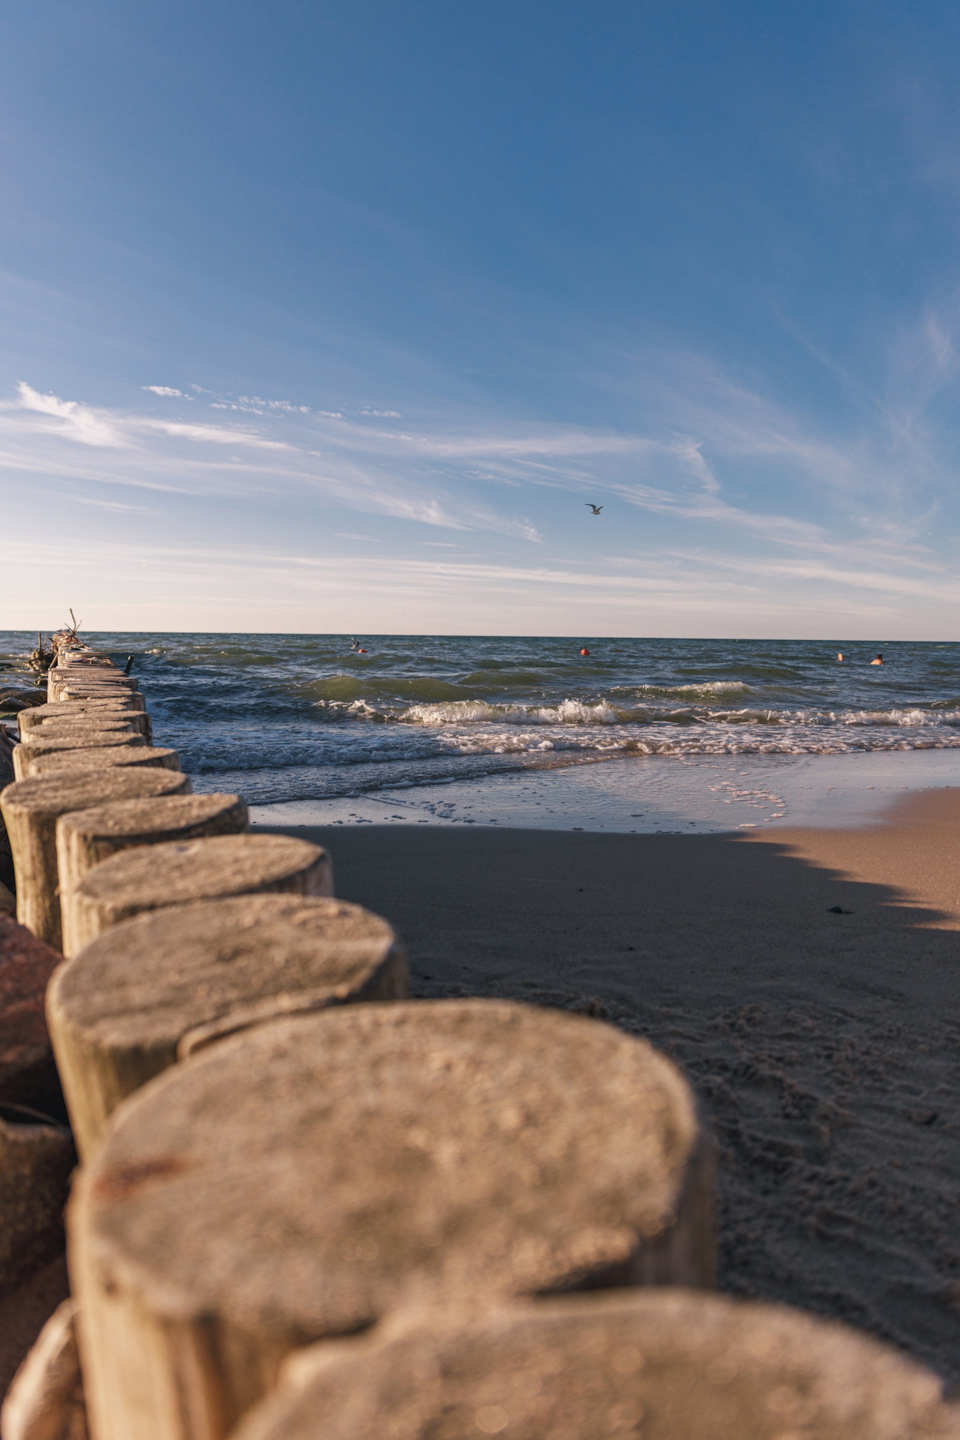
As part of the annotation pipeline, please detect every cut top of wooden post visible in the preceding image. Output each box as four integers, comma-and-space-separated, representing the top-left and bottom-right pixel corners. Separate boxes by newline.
48, 666, 132, 683
230, 1291, 960, 1440
13, 730, 147, 780
53, 687, 139, 704
50, 673, 138, 691
53, 675, 136, 687
47, 894, 407, 1155
20, 707, 150, 741
19, 698, 147, 732
71, 1002, 711, 1390
52, 681, 139, 702
70, 833, 333, 946
28, 746, 181, 777
22, 718, 139, 744
58, 794, 248, 885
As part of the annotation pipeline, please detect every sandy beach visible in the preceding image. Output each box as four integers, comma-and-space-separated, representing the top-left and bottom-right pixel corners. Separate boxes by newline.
268, 785, 960, 1386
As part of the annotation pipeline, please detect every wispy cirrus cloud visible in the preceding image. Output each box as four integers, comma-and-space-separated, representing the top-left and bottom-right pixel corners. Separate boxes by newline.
0, 381, 542, 537
15, 381, 128, 447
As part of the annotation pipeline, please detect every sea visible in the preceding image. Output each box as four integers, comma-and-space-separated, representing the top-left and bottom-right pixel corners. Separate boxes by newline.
4, 632, 960, 833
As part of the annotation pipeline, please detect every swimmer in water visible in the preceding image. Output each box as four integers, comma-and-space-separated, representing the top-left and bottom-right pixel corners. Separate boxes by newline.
837, 652, 844, 662
871, 653, 884, 665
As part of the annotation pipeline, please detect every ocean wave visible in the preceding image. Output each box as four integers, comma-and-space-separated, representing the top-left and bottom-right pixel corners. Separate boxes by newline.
634, 680, 752, 698
401, 698, 622, 726
436, 725, 960, 760
312, 697, 960, 733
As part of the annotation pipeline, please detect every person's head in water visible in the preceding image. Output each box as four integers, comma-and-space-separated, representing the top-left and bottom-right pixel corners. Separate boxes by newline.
837, 652, 844, 662
871, 652, 884, 665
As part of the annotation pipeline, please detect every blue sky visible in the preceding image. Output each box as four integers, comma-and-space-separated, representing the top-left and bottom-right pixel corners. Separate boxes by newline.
3, 0, 960, 635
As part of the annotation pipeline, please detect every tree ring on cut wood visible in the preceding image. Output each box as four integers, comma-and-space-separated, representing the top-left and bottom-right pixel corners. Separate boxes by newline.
48, 893, 407, 1158
230, 1290, 960, 1440
0, 771, 192, 949
68, 833, 333, 950
70, 1000, 713, 1440
31, 746, 181, 777
57, 794, 250, 957
14, 731, 147, 781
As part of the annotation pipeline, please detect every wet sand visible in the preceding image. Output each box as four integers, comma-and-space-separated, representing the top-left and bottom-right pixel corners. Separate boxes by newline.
271, 786, 960, 1385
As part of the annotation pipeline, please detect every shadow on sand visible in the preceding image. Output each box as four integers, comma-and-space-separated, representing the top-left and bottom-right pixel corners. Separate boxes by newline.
271, 822, 960, 1386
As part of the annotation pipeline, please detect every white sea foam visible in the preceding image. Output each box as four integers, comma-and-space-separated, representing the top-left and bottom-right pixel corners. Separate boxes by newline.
659, 680, 751, 696
401, 698, 622, 726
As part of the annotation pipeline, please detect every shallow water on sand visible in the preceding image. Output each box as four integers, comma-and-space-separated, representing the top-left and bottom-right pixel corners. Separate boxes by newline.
250, 748, 960, 833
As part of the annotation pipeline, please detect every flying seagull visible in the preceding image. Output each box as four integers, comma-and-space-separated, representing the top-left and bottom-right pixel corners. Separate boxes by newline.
585, 503, 603, 515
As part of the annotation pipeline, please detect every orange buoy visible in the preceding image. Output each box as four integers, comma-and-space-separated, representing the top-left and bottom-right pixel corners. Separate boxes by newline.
580, 647, 590, 657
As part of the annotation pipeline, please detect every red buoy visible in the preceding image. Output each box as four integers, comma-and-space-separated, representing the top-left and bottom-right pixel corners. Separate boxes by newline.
580, 647, 590, 657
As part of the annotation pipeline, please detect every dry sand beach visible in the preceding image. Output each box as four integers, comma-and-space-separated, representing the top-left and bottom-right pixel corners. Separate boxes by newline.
265, 786, 960, 1387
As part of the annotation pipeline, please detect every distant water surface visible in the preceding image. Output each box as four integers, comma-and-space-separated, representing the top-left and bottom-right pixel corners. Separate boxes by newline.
4, 633, 960, 827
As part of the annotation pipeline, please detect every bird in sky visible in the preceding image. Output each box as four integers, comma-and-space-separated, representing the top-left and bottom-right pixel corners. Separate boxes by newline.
585, 503, 603, 515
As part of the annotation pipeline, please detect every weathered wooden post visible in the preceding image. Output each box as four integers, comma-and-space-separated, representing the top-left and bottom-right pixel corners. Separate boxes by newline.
68, 833, 333, 950
22, 718, 139, 744
53, 681, 137, 697
49, 673, 140, 703
0, 770, 192, 949
69, 1000, 714, 1440
57, 793, 250, 955
48, 666, 138, 690
20, 702, 152, 741
31, 745, 181, 777
47, 894, 407, 1157
19, 696, 148, 727
13, 730, 147, 780
228, 1291, 960, 1440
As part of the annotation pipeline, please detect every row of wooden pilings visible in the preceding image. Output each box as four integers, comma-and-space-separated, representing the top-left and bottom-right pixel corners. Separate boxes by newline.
0, 639, 957, 1439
